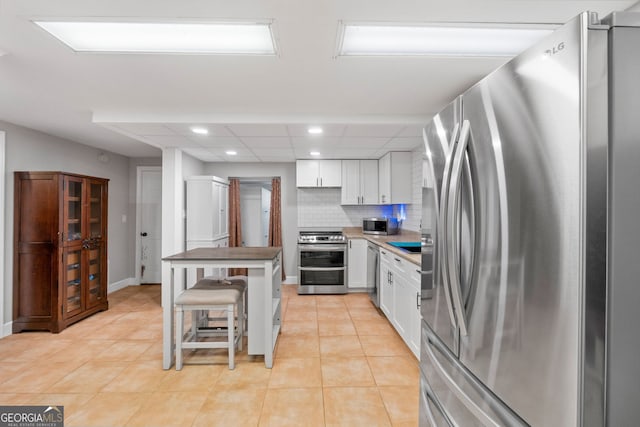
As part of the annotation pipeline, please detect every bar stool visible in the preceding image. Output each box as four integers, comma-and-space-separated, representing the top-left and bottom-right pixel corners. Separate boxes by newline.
174, 286, 244, 370
191, 276, 248, 333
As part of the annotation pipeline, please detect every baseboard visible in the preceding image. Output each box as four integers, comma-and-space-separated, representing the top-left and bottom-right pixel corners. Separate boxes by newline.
2, 321, 12, 338
283, 276, 297, 285
109, 277, 137, 294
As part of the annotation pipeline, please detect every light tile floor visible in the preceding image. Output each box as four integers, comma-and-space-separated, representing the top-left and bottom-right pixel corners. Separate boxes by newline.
0, 284, 419, 426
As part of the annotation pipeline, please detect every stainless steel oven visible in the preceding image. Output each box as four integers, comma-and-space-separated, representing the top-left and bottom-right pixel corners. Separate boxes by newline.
298, 231, 347, 294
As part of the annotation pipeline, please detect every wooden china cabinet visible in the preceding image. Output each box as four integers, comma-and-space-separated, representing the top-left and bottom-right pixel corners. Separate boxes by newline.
13, 172, 109, 333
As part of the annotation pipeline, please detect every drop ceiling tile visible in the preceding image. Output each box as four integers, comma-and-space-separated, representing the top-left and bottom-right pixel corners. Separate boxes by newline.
191, 137, 246, 148
290, 136, 343, 147
339, 137, 391, 148
286, 124, 346, 137
384, 137, 424, 150
113, 123, 176, 136
329, 149, 382, 159
238, 136, 292, 148
165, 123, 234, 137
206, 147, 255, 157
343, 124, 405, 138
226, 124, 289, 137
141, 135, 199, 148
251, 148, 295, 157
223, 155, 260, 162
182, 148, 224, 162
255, 155, 297, 162
397, 125, 424, 138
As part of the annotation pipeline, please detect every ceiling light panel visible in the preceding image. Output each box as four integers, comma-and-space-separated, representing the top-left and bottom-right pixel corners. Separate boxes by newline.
338, 22, 555, 57
33, 20, 276, 55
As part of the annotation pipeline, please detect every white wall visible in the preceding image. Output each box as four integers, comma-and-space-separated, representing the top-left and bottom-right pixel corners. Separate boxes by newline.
203, 162, 298, 279
1, 120, 134, 331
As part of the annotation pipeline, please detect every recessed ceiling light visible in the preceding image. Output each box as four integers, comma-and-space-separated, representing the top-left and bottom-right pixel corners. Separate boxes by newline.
310, 151, 321, 156
32, 20, 277, 55
337, 22, 555, 57
191, 127, 209, 135
225, 150, 238, 155
308, 126, 323, 135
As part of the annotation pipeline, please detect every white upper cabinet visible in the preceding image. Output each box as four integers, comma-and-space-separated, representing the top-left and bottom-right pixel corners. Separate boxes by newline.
341, 160, 379, 205
296, 160, 342, 187
378, 152, 412, 204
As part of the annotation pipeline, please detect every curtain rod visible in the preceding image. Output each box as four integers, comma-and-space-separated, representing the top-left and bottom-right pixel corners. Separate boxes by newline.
230, 176, 280, 183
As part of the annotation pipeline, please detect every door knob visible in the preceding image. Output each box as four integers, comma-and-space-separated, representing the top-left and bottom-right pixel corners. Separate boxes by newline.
140, 232, 148, 237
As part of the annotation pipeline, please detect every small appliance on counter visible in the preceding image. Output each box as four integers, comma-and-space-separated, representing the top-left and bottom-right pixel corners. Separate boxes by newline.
362, 217, 399, 235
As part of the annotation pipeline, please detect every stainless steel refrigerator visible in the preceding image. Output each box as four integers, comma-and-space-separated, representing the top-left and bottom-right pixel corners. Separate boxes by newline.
419, 11, 640, 427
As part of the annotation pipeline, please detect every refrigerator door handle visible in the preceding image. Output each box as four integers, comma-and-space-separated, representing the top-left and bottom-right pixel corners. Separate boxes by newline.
437, 122, 460, 329
447, 119, 471, 336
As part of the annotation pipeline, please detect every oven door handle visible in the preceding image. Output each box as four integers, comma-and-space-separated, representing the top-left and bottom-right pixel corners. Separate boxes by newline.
298, 245, 347, 251
299, 267, 346, 271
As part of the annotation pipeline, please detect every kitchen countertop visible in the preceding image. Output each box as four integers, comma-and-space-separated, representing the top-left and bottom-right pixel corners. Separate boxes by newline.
342, 227, 422, 266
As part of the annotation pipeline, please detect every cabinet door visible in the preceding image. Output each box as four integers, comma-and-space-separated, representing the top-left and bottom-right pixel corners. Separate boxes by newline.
407, 268, 422, 358
360, 160, 379, 204
379, 250, 393, 317
63, 176, 85, 243
341, 160, 360, 204
296, 160, 320, 187
348, 239, 367, 288
219, 182, 229, 236
378, 154, 391, 204
391, 256, 409, 336
186, 179, 216, 241
87, 179, 107, 239
318, 160, 342, 187
63, 248, 83, 318
86, 243, 106, 309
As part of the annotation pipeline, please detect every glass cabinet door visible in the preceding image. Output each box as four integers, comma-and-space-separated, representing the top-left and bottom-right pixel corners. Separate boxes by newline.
86, 244, 104, 308
64, 176, 84, 243
88, 181, 104, 239
64, 249, 83, 316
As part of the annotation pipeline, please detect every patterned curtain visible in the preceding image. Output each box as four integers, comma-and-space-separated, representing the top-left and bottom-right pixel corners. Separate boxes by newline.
228, 178, 247, 276
268, 178, 286, 281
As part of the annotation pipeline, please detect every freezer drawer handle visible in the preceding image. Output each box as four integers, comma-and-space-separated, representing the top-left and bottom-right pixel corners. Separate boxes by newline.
423, 327, 526, 427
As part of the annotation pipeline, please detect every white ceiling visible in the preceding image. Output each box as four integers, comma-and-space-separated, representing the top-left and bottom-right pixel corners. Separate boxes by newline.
0, 0, 636, 162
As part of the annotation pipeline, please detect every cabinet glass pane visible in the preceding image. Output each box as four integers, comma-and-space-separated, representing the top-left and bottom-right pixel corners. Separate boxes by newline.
89, 183, 103, 238
65, 250, 82, 314
66, 180, 83, 241
87, 247, 103, 305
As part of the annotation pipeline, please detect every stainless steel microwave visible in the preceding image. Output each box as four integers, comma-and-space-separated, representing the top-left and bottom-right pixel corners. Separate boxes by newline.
363, 217, 399, 235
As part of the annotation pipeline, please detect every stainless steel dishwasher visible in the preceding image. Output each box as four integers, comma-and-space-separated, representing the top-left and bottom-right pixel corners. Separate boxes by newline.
366, 242, 379, 307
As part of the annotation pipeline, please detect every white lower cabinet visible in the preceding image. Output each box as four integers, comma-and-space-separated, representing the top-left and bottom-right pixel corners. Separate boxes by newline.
348, 238, 368, 289
378, 247, 421, 359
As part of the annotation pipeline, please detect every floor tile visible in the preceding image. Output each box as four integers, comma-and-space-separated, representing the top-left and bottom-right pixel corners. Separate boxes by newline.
93, 340, 154, 362
280, 318, 318, 336
157, 364, 224, 392
348, 306, 387, 320
101, 361, 168, 393
268, 358, 322, 388
65, 392, 148, 427
359, 334, 413, 357
259, 387, 324, 426
321, 357, 375, 387
316, 307, 352, 321
48, 361, 129, 393
284, 307, 318, 321
125, 391, 207, 427
192, 385, 267, 427
378, 385, 420, 426
319, 336, 364, 358
323, 387, 392, 426
215, 362, 272, 388
353, 318, 398, 336
0, 361, 84, 393
275, 335, 320, 358
318, 319, 357, 336
367, 356, 420, 387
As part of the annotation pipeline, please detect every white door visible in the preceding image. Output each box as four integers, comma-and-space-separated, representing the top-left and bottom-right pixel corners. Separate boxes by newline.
138, 167, 162, 283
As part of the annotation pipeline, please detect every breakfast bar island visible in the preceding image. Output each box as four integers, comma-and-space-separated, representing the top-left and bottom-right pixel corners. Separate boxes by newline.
161, 247, 282, 369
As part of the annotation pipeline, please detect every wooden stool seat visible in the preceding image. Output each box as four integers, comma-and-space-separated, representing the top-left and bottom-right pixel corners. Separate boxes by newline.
174, 286, 244, 370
